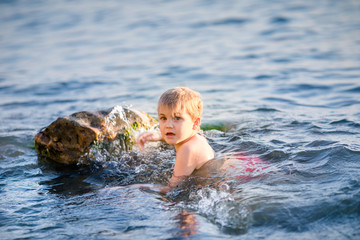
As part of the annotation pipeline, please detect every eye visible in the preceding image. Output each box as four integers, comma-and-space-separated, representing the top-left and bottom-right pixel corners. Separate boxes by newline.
175, 116, 181, 120
159, 116, 167, 121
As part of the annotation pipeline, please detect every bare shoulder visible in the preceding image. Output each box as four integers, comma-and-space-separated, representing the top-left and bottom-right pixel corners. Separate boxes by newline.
178, 134, 208, 152
180, 134, 215, 169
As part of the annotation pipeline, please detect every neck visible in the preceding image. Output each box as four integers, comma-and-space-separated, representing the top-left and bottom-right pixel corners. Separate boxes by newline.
174, 131, 198, 151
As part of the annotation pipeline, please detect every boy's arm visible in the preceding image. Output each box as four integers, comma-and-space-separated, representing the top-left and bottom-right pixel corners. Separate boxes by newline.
170, 145, 197, 186
136, 131, 163, 151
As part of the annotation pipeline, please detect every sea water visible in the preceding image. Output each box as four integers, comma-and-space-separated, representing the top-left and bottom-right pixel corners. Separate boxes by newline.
0, 0, 359, 239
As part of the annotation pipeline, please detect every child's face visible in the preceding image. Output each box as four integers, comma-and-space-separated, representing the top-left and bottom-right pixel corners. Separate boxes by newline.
158, 105, 197, 148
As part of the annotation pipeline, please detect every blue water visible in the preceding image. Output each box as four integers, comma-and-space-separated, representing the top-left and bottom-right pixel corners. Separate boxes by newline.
1, 0, 360, 239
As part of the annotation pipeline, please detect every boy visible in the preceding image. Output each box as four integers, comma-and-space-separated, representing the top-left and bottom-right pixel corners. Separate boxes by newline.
137, 87, 215, 188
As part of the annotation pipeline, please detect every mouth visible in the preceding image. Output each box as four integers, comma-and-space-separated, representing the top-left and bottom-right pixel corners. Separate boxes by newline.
165, 132, 175, 136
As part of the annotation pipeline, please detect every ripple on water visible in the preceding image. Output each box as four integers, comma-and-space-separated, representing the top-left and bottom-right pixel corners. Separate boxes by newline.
190, 17, 250, 28
330, 119, 360, 128
344, 86, 360, 92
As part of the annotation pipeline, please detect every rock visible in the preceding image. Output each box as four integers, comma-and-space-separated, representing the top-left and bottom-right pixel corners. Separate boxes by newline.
34, 106, 157, 165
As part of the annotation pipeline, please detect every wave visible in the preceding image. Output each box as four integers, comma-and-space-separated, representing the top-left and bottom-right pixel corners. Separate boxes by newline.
191, 17, 250, 28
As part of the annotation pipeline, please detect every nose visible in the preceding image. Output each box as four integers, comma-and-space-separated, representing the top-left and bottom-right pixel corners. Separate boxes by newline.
165, 119, 174, 128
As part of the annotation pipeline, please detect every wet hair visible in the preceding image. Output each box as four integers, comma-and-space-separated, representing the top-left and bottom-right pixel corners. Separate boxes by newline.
157, 87, 203, 120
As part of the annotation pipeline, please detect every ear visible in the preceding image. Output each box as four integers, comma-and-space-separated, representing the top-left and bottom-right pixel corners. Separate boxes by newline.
192, 118, 201, 130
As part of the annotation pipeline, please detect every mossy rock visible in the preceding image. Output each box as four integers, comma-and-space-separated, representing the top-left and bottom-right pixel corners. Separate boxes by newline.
34, 106, 157, 165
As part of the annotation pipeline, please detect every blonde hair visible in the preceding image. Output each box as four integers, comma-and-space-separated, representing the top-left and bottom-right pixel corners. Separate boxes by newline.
158, 87, 203, 120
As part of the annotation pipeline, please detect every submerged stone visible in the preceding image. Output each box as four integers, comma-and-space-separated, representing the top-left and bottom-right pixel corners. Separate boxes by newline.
34, 106, 157, 165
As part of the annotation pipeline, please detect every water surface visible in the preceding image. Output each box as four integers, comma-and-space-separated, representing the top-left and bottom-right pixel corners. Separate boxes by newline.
0, 0, 359, 239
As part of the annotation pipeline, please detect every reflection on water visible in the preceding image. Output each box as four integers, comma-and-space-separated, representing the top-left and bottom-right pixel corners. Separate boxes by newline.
173, 210, 199, 238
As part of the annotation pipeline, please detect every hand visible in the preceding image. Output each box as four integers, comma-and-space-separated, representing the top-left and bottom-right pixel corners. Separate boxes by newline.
136, 131, 162, 151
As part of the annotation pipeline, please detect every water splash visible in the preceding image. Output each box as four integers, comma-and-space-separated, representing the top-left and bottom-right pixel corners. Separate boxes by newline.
85, 105, 159, 164
186, 187, 251, 232
87, 147, 175, 187
104, 105, 127, 126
